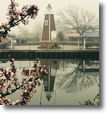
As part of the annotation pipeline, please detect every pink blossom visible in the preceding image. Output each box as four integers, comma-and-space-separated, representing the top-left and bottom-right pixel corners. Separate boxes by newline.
12, 102, 15, 105
16, 100, 20, 103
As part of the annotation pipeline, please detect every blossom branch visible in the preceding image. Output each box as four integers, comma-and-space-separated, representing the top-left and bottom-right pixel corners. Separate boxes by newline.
0, 56, 48, 105
0, 0, 39, 42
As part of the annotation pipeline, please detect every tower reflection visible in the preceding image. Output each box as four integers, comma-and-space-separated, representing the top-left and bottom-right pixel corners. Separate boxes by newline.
40, 60, 59, 101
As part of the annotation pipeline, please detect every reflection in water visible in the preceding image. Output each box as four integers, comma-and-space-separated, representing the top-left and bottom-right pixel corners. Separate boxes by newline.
57, 60, 99, 93
0, 59, 99, 105
41, 61, 58, 101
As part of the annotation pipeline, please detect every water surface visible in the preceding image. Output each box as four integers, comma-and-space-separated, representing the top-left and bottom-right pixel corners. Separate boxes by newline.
0, 59, 99, 105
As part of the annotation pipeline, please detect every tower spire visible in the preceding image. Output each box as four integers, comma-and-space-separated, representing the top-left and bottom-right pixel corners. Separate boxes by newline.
45, 4, 53, 14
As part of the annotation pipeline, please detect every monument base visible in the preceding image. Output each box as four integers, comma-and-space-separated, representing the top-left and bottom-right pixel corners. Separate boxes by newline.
40, 41, 61, 49
40, 41, 49, 48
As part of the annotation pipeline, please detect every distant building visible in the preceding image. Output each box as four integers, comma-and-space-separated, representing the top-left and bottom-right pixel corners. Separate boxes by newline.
64, 27, 99, 41
65, 32, 80, 41
77, 31, 99, 49
0, 34, 15, 49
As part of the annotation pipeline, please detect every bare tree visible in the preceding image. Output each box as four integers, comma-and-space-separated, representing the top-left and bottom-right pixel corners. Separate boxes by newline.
58, 6, 99, 35
55, 19, 69, 41
55, 19, 69, 33
32, 21, 43, 42
20, 27, 31, 37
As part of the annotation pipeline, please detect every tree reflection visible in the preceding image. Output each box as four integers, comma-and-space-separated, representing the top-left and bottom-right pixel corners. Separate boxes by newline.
57, 60, 99, 93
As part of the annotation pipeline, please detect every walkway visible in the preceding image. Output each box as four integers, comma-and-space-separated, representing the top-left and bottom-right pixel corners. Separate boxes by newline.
0, 45, 98, 51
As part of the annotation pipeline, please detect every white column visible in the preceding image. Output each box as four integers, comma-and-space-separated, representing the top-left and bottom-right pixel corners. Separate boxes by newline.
11, 38, 13, 50
78, 38, 80, 46
20, 36, 21, 45
77, 61, 80, 65
48, 66, 51, 92
13, 38, 14, 49
83, 38, 85, 50
49, 14, 50, 42
11, 38, 14, 49
83, 60, 85, 71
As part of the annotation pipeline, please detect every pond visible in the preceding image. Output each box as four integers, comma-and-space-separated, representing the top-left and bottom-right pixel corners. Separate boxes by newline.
0, 59, 99, 105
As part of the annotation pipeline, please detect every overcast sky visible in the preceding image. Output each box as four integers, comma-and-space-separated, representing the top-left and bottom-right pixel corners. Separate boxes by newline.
0, 0, 99, 35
